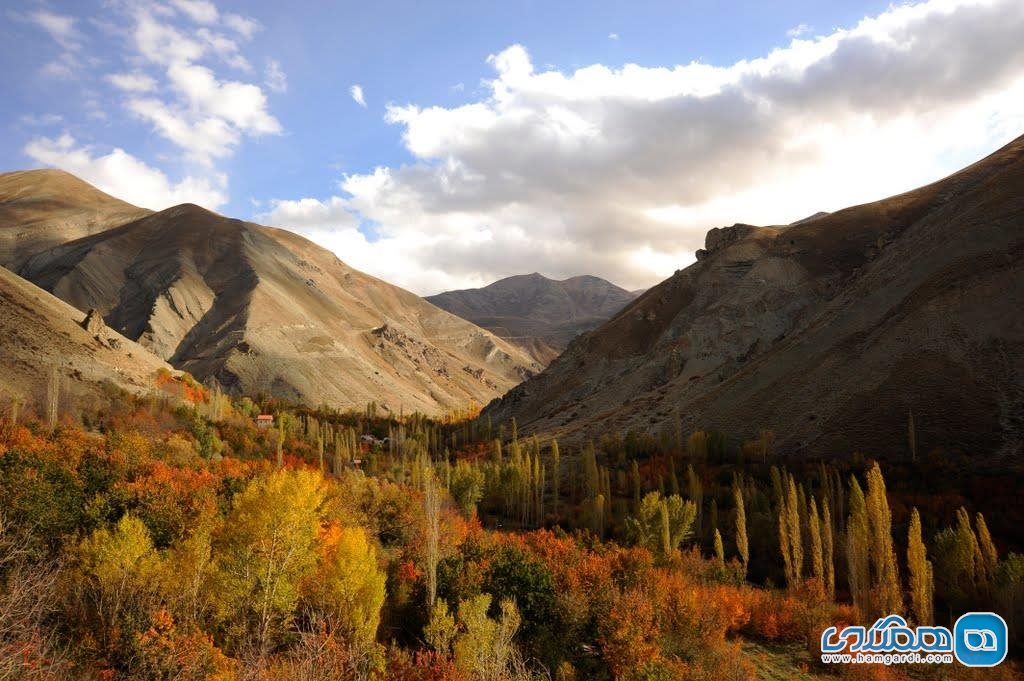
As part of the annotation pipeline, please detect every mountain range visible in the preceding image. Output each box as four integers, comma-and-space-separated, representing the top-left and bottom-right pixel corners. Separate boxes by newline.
427, 273, 638, 364
0, 170, 541, 415
484, 134, 1024, 465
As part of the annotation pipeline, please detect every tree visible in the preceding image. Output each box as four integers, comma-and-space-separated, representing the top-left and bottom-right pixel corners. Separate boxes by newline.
809, 498, 824, 589
74, 514, 159, 657
424, 600, 458, 657
976, 512, 999, 585
424, 468, 441, 606
625, 492, 696, 559
733, 478, 748, 577
713, 529, 725, 569
687, 465, 703, 535
453, 594, 529, 681
778, 476, 802, 587
907, 508, 933, 625
865, 464, 902, 617
822, 500, 835, 599
302, 523, 385, 654
450, 461, 484, 518
211, 469, 325, 654
846, 476, 870, 615
550, 439, 560, 519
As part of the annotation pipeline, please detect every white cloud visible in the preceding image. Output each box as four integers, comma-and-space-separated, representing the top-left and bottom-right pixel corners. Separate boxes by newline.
28, 11, 82, 50
170, 0, 219, 25
15, 1, 284, 214
223, 13, 260, 40
261, 196, 361, 231
24, 134, 228, 210
350, 84, 367, 107
787, 23, 812, 38
196, 27, 251, 71
608, 32, 620, 40
107, 72, 157, 92
265, 0, 1024, 295
265, 59, 287, 93
19, 113, 63, 126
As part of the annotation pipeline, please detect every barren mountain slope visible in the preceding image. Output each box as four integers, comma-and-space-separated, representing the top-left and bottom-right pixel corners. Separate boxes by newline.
427, 273, 637, 364
13, 200, 540, 415
0, 169, 150, 269
0, 265, 171, 410
485, 135, 1024, 465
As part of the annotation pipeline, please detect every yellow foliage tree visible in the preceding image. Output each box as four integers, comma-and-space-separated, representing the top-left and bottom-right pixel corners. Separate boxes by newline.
211, 469, 325, 654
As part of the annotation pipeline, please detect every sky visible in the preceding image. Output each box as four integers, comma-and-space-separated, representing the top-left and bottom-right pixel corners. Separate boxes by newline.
2, 0, 1024, 295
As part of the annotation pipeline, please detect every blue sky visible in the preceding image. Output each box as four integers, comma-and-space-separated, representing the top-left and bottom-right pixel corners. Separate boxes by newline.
3, 0, 1024, 293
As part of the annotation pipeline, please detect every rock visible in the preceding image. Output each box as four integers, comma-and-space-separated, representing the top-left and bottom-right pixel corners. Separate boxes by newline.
82, 309, 105, 335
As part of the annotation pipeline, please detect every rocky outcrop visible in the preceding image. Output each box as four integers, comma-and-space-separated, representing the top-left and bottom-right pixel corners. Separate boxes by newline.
485, 134, 1024, 466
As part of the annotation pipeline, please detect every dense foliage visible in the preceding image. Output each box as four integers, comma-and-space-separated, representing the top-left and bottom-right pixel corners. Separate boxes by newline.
0, 376, 1021, 679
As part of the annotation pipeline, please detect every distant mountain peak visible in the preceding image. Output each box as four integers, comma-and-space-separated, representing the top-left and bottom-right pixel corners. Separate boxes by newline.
427, 273, 639, 365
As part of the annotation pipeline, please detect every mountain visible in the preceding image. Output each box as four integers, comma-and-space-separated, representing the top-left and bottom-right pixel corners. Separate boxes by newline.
0, 264, 171, 409
0, 169, 150, 270
427, 273, 638, 364
485, 135, 1024, 465
1, 173, 541, 415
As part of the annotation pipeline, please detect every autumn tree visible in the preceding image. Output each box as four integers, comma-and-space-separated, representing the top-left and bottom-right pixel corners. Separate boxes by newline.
733, 477, 748, 577
907, 508, 933, 625
625, 492, 696, 559
778, 475, 802, 587
302, 523, 386, 669
424, 467, 442, 606
865, 463, 901, 616
846, 476, 870, 616
211, 469, 325, 655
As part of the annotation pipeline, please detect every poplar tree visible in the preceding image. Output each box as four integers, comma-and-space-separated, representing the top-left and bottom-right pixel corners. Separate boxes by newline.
687, 464, 703, 535
785, 476, 803, 584
550, 439, 560, 519
733, 478, 749, 577
822, 500, 835, 599
713, 529, 725, 569
975, 512, 999, 585
907, 507, 933, 625
809, 497, 824, 589
866, 464, 902, 616
847, 476, 870, 615
424, 469, 441, 605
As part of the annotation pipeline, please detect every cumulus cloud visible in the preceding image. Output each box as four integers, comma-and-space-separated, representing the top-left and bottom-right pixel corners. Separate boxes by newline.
265, 0, 1024, 294
24, 134, 228, 210
350, 84, 367, 107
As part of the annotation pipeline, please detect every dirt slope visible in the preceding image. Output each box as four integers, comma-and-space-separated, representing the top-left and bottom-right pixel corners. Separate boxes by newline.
427, 273, 637, 364
485, 135, 1024, 466
11, 199, 540, 415
0, 265, 171, 412
0, 169, 150, 270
